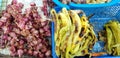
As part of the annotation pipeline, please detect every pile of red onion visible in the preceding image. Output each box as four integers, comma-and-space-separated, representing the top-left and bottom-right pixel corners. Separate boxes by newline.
0, 0, 51, 58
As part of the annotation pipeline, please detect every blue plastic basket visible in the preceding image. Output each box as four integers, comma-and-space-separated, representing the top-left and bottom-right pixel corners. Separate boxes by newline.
69, 0, 120, 8
53, 0, 120, 9
51, 2, 120, 58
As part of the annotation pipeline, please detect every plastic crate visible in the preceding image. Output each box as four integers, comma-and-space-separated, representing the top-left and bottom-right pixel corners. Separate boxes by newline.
53, 0, 120, 9
51, 2, 120, 58
69, 0, 120, 8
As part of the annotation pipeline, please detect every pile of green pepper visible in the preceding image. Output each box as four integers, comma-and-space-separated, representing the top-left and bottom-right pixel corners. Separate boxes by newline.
103, 21, 120, 56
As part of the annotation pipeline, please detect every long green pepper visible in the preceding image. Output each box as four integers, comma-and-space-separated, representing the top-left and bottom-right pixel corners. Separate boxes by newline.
105, 21, 120, 55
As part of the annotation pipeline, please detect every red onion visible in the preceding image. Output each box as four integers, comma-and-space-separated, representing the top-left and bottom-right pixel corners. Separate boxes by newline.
17, 49, 24, 58
41, 0, 49, 17
10, 39, 15, 45
19, 40, 24, 45
48, 0, 55, 8
33, 40, 38, 45
18, 3, 24, 9
33, 51, 38, 56
10, 46, 16, 52
23, 49, 27, 53
30, 42, 34, 46
4, 13, 11, 18
0, 39, 5, 48
80, 0, 86, 4
8, 37, 12, 41
2, 34, 8, 40
33, 13, 38, 18
0, 21, 3, 27
36, 43, 42, 50
41, 46, 47, 53
0, 46, 5, 49
2, 26, 8, 34
14, 42, 19, 47
18, 45, 24, 49
43, 25, 50, 32
1, 10, 7, 15
28, 49, 33, 55
45, 50, 51, 56
39, 28, 44, 33
30, 2, 36, 6
10, 52, 17, 56
9, 32, 16, 37
45, 30, 51, 36
18, 21, 25, 29
12, 28, 20, 34
0, 16, 7, 22
38, 39, 42, 43
23, 18, 28, 22
25, 21, 33, 29
25, 8, 31, 15
39, 53, 44, 58
12, 0, 17, 4
41, 22, 46, 26
41, 6, 48, 16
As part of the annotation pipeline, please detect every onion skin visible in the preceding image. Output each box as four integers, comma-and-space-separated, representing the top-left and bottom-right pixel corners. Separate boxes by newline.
45, 50, 51, 56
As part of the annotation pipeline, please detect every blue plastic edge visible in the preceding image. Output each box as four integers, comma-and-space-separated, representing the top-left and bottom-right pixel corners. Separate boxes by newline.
52, 8, 120, 58
52, 0, 70, 9
93, 56, 120, 58
52, 1, 120, 58
69, 0, 120, 8
53, 0, 120, 9
51, 22, 58, 58
51, 18, 120, 58
54, 6, 63, 13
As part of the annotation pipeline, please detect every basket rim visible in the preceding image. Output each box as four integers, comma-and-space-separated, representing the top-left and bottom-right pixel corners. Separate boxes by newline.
53, 0, 119, 9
